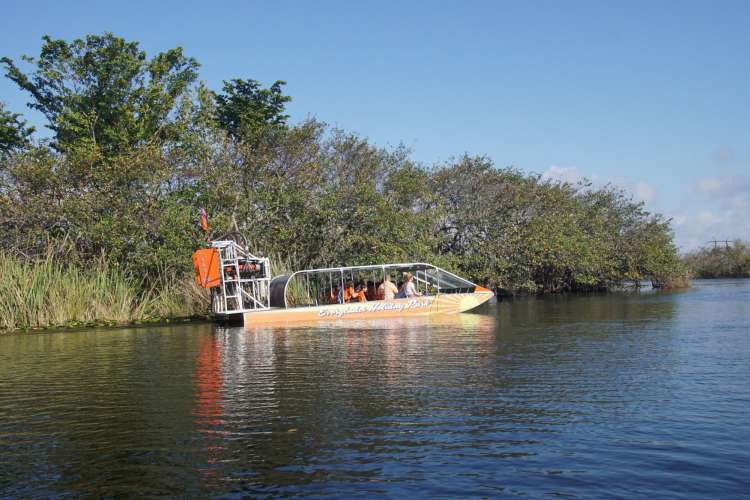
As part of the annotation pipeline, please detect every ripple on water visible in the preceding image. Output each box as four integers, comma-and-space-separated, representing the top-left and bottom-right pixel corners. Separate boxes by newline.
1, 281, 750, 497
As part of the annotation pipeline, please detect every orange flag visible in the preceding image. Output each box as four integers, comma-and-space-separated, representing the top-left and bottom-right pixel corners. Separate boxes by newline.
200, 207, 209, 233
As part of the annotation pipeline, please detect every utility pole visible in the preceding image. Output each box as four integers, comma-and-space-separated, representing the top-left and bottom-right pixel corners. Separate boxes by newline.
707, 240, 732, 249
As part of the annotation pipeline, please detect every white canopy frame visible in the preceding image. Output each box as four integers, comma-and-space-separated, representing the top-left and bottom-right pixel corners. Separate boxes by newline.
281, 263, 477, 309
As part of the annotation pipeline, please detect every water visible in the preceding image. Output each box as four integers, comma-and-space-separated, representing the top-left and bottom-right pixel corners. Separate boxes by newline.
1, 279, 749, 498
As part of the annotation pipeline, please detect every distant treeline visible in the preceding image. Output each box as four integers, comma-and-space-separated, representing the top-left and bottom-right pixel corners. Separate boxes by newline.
683, 241, 750, 278
0, 32, 686, 309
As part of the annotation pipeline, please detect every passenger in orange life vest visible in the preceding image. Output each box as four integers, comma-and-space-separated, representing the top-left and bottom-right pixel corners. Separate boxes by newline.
354, 283, 368, 302
329, 285, 340, 304
343, 280, 356, 303
378, 274, 399, 300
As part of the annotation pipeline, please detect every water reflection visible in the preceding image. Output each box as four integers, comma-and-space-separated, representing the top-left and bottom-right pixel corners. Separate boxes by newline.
2, 283, 750, 498
187, 313, 500, 493
194, 333, 225, 486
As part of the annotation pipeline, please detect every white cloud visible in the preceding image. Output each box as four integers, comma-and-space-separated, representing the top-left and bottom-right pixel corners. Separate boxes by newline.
541, 165, 582, 184
697, 178, 722, 193
634, 181, 656, 203
730, 194, 748, 209
542, 166, 657, 205
695, 173, 750, 198
697, 210, 719, 225
672, 215, 688, 226
713, 146, 735, 164
671, 205, 750, 251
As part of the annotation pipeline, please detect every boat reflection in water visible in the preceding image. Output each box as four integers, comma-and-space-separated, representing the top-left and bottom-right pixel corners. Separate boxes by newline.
193, 334, 226, 486
191, 311, 496, 488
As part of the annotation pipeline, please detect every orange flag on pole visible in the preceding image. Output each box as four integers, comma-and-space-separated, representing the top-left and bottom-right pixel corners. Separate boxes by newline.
200, 207, 209, 233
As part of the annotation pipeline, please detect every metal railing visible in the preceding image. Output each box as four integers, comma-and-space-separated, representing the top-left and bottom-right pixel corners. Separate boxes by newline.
281, 262, 478, 308
210, 241, 271, 314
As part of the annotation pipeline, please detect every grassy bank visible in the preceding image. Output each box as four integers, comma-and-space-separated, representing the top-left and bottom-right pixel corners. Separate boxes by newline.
0, 252, 209, 332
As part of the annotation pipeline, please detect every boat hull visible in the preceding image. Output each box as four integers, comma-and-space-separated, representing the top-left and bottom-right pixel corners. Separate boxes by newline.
242, 291, 493, 327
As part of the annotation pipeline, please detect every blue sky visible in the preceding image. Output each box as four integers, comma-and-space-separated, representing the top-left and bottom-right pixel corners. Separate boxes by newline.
1, 0, 748, 250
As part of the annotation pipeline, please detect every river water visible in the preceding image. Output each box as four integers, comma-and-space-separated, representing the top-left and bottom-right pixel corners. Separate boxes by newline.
1, 279, 749, 498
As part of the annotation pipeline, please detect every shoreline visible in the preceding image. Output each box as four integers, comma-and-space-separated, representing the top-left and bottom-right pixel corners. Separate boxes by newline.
1, 280, 719, 335
0, 315, 212, 336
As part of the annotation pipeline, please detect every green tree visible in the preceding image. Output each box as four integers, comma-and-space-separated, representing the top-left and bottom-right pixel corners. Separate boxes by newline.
431, 156, 530, 288
2, 33, 198, 155
0, 102, 34, 157
683, 240, 750, 278
310, 132, 440, 267
428, 156, 686, 292
214, 78, 291, 139
1, 31, 690, 299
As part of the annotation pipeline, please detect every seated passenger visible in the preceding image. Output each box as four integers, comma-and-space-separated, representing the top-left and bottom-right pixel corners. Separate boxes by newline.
343, 280, 356, 303
355, 282, 367, 302
398, 272, 422, 298
378, 274, 399, 300
329, 285, 340, 304
365, 281, 377, 301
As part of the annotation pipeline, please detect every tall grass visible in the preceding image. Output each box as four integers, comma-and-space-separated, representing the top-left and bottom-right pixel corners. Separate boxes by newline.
0, 252, 209, 332
267, 251, 300, 277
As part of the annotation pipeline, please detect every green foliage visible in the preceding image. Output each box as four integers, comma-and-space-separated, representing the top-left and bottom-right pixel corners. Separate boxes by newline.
214, 78, 291, 139
0, 144, 206, 276
0, 101, 34, 156
2, 33, 198, 155
0, 32, 690, 331
430, 156, 686, 292
683, 241, 750, 278
0, 251, 208, 331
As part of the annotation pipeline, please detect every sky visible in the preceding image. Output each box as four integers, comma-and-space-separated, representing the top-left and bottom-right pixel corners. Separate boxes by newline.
1, 0, 748, 251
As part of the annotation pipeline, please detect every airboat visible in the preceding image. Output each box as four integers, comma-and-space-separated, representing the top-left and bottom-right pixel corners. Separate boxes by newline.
192, 240, 494, 327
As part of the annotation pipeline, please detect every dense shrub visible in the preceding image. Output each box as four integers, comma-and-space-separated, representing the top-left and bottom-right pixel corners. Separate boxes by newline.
683, 242, 750, 278
0, 32, 688, 331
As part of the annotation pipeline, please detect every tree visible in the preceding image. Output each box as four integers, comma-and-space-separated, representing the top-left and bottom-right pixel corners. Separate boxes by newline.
683, 240, 750, 278
430, 156, 528, 287
2, 33, 198, 155
1, 32, 689, 294
214, 78, 291, 139
0, 102, 34, 157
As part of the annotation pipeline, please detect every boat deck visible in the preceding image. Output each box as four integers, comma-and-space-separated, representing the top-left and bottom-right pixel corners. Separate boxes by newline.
243, 290, 493, 326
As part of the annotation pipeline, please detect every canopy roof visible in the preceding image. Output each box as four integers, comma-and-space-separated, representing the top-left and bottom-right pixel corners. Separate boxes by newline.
285, 263, 475, 289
